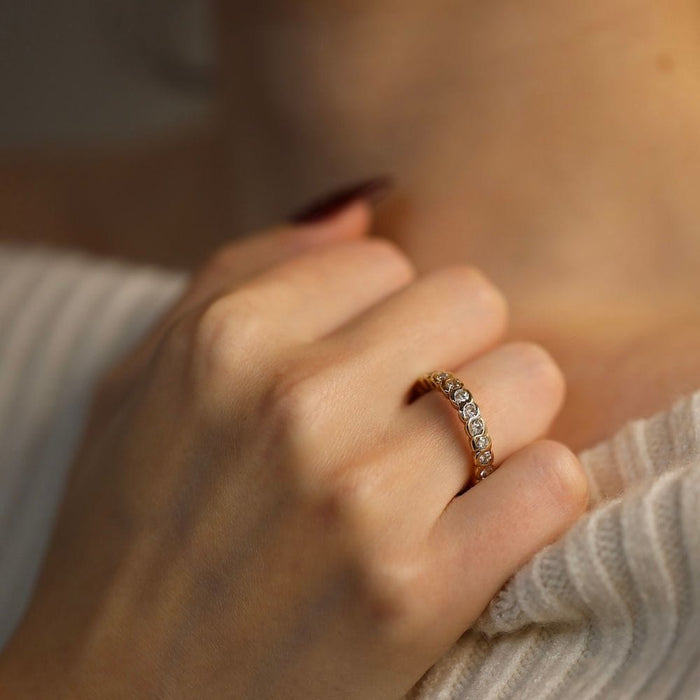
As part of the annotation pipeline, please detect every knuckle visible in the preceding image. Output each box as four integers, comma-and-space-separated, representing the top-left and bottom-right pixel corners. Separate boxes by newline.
508, 342, 566, 406
354, 552, 424, 638
313, 469, 373, 533
192, 290, 267, 376
269, 367, 324, 419
313, 473, 424, 635
265, 365, 330, 459
287, 440, 426, 638
529, 440, 590, 517
436, 265, 509, 326
304, 466, 421, 632
356, 238, 416, 284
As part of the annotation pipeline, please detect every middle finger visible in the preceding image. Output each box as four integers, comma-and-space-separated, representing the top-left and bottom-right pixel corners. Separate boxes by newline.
318, 264, 509, 419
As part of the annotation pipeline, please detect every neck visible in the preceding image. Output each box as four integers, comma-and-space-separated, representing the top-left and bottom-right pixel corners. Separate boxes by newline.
218, 0, 700, 315
213, 2, 700, 451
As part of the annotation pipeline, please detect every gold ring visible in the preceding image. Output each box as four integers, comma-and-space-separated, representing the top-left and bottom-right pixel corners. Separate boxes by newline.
412, 370, 495, 486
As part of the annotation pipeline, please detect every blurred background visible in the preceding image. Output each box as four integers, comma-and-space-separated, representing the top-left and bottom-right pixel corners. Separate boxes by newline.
0, 0, 224, 268
1, 2, 418, 271
1, 0, 212, 147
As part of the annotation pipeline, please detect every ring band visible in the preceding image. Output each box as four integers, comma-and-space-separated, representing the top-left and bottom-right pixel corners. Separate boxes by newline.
412, 371, 495, 486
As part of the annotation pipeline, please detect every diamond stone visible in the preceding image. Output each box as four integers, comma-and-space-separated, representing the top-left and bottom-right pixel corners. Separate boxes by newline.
468, 417, 485, 437
432, 371, 450, 386
443, 377, 462, 393
451, 388, 470, 406
477, 450, 493, 466
460, 402, 479, 421
473, 434, 491, 451
477, 464, 494, 481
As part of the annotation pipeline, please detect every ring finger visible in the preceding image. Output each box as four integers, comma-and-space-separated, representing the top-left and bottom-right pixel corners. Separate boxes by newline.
347, 342, 565, 536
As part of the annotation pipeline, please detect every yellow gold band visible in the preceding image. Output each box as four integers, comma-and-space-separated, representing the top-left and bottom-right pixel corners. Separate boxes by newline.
412, 370, 495, 486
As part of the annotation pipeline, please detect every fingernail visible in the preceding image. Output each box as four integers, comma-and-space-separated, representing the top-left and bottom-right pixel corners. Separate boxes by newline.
290, 176, 393, 224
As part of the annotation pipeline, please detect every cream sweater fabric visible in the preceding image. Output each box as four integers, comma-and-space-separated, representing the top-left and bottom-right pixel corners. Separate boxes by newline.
1, 244, 699, 699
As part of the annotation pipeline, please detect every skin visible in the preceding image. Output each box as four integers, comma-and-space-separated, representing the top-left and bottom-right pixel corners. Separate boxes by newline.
2, 2, 698, 451
1, 0, 697, 695
216, 0, 700, 451
0, 204, 587, 698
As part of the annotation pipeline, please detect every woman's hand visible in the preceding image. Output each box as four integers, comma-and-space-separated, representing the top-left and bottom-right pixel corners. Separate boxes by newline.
0, 202, 588, 699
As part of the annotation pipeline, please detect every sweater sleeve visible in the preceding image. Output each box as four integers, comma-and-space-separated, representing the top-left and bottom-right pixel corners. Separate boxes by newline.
0, 244, 186, 649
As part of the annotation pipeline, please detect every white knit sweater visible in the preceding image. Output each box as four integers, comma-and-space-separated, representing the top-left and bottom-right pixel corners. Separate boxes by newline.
1, 244, 699, 699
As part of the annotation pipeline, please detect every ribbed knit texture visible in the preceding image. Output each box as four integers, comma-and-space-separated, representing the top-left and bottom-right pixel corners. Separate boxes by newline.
1, 244, 699, 698
408, 391, 700, 699
0, 244, 186, 647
